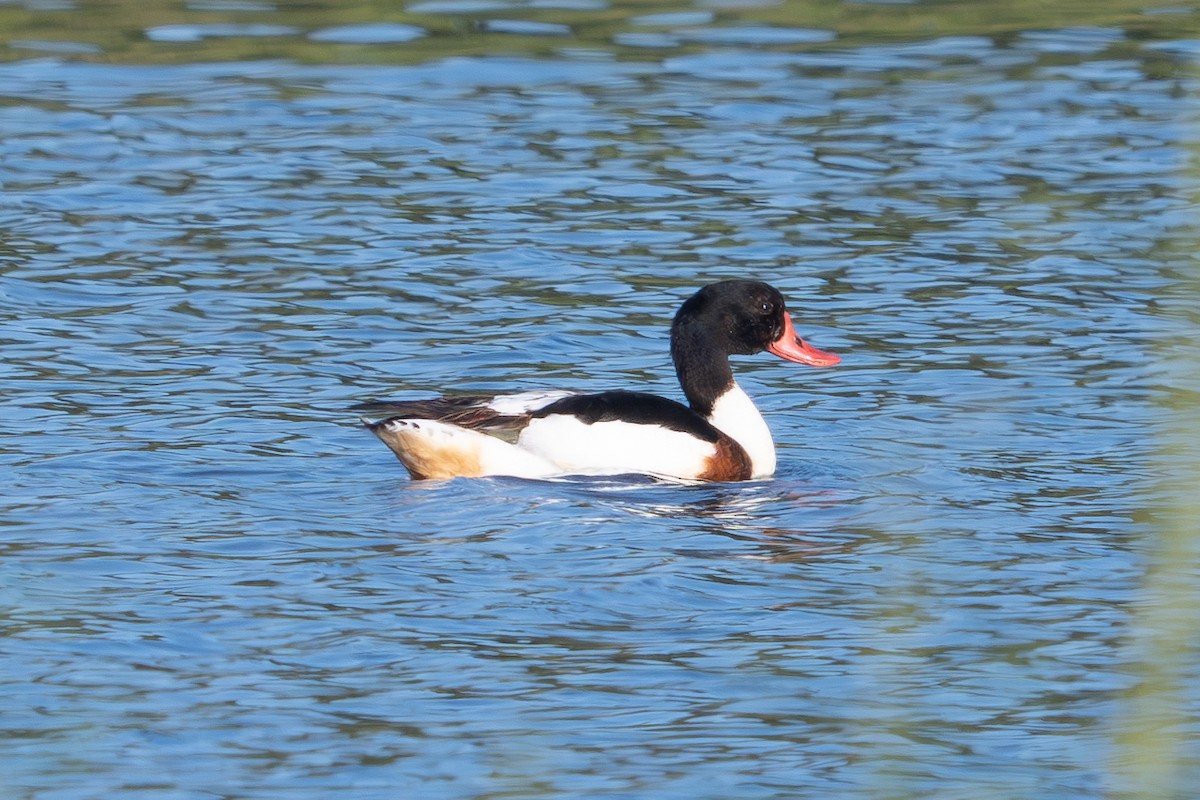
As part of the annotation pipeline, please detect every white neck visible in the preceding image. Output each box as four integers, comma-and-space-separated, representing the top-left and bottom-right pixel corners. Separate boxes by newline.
706, 381, 775, 478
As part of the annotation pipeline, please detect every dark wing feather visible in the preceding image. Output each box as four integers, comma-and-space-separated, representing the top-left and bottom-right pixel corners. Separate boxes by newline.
354, 390, 720, 444
352, 395, 491, 418
352, 395, 530, 439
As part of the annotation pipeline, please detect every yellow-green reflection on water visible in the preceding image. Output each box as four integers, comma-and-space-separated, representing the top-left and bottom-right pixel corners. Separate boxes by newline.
2, 0, 1200, 64
1116, 273, 1200, 798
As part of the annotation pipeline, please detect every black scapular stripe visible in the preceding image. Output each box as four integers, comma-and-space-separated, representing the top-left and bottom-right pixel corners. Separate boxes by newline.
533, 390, 720, 442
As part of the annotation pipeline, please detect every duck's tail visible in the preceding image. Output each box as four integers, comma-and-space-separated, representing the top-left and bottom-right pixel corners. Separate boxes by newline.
362, 417, 559, 480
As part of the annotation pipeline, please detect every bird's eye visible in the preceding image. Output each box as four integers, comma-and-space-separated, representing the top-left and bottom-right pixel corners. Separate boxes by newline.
759, 301, 773, 314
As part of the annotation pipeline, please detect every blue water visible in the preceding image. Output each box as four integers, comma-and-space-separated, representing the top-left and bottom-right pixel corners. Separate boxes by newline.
3, 8, 1200, 799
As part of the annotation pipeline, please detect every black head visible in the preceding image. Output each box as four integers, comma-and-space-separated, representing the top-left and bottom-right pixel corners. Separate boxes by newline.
670, 280, 840, 414
671, 279, 789, 356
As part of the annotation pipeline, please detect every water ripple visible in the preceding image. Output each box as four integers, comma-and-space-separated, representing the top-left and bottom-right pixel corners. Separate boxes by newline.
2, 15, 1198, 800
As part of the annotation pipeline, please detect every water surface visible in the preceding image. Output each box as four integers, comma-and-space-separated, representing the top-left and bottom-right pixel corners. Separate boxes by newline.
3, 2, 1200, 798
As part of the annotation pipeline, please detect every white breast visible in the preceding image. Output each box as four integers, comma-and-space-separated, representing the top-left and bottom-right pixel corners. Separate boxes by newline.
706, 382, 775, 478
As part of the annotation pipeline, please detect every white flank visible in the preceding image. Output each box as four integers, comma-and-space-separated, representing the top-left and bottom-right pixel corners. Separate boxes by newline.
486, 390, 579, 415
517, 415, 714, 479
706, 381, 776, 478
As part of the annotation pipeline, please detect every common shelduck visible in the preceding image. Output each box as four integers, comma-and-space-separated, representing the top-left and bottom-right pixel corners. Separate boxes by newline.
356, 280, 840, 482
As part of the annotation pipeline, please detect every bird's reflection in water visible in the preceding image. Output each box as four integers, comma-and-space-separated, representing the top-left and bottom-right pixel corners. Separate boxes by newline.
552, 472, 864, 563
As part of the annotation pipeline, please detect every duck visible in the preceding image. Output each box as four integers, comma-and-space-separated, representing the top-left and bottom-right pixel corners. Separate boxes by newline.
355, 280, 840, 482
